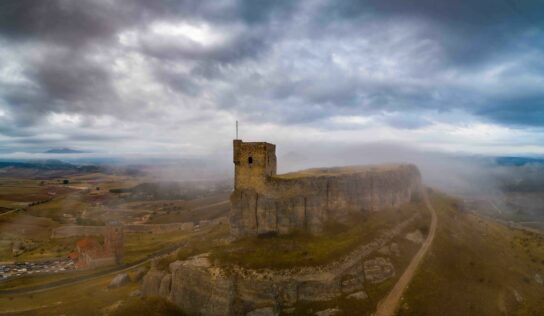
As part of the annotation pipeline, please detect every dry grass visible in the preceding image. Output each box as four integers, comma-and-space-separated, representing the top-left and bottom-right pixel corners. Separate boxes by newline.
0, 213, 58, 240
274, 164, 406, 179
111, 296, 185, 316
0, 267, 141, 315
398, 192, 544, 316
210, 200, 428, 269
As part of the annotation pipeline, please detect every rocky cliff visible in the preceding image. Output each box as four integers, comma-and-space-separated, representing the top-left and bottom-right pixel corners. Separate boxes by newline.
230, 164, 421, 237
141, 211, 420, 315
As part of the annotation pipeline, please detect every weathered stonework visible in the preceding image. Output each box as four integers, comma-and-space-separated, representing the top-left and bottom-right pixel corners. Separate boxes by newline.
230, 140, 422, 238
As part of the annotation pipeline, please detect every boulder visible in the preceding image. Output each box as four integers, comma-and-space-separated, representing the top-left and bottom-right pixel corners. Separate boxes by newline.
363, 257, 395, 284
315, 308, 341, 316
405, 230, 424, 244
346, 291, 368, 300
169, 257, 235, 316
141, 270, 166, 296
129, 289, 142, 297
341, 276, 364, 294
298, 280, 341, 302
159, 274, 172, 298
131, 267, 147, 282
535, 273, 543, 285
246, 307, 276, 316
109, 273, 130, 288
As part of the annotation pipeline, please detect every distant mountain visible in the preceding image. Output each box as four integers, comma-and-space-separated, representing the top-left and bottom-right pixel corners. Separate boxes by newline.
0, 159, 93, 171
44, 148, 85, 154
495, 156, 544, 166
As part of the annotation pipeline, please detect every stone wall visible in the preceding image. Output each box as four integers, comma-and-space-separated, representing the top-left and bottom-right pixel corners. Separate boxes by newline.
230, 164, 422, 237
233, 140, 277, 191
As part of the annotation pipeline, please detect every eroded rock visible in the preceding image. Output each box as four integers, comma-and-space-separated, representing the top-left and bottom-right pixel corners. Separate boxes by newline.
131, 267, 147, 282
246, 307, 276, 316
109, 273, 130, 288
535, 273, 543, 285
363, 257, 395, 283
315, 308, 341, 316
346, 291, 368, 300
405, 230, 424, 244
141, 270, 166, 296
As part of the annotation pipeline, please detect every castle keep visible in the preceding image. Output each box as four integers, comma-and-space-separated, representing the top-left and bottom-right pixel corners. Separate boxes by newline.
229, 140, 422, 238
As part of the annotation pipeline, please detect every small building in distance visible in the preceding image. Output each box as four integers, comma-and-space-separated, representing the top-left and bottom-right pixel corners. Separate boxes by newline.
69, 222, 124, 269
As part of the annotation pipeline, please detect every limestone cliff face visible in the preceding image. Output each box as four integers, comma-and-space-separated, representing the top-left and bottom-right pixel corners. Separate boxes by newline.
230, 164, 421, 237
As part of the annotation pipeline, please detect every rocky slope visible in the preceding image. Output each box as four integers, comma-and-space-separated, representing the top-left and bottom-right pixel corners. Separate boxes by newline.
141, 212, 421, 315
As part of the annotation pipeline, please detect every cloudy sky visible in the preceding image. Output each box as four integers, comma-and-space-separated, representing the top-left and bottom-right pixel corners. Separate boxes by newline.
1, 0, 543, 161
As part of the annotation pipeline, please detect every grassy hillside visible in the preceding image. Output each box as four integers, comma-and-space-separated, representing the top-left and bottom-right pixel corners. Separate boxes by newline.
398, 192, 544, 316
211, 199, 430, 269
0, 267, 141, 315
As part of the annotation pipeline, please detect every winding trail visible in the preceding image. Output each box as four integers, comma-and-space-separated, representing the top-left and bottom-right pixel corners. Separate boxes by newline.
374, 190, 438, 316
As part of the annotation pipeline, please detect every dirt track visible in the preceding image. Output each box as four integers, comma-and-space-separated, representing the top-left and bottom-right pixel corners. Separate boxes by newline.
374, 190, 438, 316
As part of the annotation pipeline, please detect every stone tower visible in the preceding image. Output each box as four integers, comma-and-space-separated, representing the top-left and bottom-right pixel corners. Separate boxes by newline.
233, 140, 277, 191
104, 221, 124, 264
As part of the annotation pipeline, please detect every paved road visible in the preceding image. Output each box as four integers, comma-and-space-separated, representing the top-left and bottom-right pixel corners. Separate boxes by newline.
374, 190, 438, 316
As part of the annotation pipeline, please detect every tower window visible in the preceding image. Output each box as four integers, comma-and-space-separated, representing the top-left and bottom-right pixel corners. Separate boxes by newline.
248, 156, 253, 164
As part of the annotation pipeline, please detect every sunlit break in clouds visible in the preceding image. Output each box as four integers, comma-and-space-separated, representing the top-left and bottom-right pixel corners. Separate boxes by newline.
0, 0, 544, 158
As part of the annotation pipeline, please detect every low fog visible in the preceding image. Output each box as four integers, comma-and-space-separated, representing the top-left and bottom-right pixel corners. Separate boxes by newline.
137, 140, 542, 200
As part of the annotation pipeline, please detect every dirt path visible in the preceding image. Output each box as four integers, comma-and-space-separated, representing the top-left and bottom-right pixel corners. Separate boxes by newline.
374, 190, 438, 316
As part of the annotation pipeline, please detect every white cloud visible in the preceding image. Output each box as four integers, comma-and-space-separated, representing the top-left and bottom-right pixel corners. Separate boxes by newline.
0, 0, 543, 158
47, 112, 82, 126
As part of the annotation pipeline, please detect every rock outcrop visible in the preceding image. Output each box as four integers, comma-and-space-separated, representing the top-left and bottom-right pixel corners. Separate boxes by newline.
230, 164, 422, 238
141, 213, 420, 315
109, 273, 130, 288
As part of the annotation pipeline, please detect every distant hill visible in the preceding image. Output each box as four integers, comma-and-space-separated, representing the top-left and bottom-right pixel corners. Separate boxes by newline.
0, 159, 145, 179
495, 156, 544, 166
44, 148, 86, 154
0, 160, 101, 179
0, 159, 78, 170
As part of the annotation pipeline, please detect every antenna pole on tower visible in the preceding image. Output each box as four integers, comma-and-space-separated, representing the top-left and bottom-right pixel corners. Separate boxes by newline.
236, 120, 239, 139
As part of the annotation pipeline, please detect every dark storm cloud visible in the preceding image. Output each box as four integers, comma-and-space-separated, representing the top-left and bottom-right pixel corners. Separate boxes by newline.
1, 47, 118, 125
33, 50, 116, 103
0, 0, 293, 126
478, 95, 544, 126
0, 0, 544, 153
0, 0, 122, 46
322, 0, 544, 65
